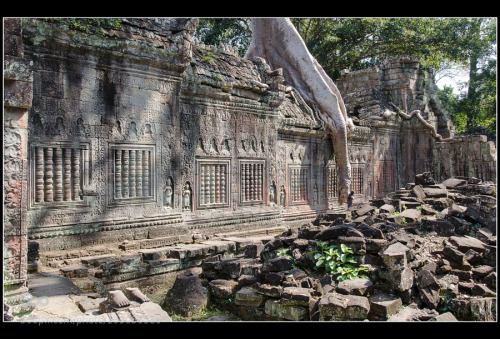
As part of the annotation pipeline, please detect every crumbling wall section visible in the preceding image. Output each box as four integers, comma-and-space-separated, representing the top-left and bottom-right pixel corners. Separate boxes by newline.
4, 17, 34, 318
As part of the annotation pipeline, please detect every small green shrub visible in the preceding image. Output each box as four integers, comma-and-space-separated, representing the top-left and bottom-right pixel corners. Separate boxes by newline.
308, 242, 369, 282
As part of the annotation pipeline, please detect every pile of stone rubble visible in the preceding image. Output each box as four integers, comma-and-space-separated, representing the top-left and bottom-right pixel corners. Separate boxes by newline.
164, 173, 496, 321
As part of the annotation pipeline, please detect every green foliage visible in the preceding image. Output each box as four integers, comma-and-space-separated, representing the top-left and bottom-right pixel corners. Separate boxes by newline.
44, 18, 122, 37
308, 242, 368, 282
195, 18, 252, 57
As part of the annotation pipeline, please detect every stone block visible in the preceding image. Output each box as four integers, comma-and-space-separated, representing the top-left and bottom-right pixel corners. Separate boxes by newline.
318, 293, 370, 321
422, 219, 455, 236
368, 292, 402, 319
336, 278, 373, 296
264, 299, 309, 321
234, 286, 267, 307
381, 242, 409, 269
208, 279, 238, 300
400, 208, 421, 223
60, 265, 89, 278
429, 312, 458, 321
379, 204, 395, 214
254, 283, 283, 298
448, 236, 486, 253
261, 256, 294, 273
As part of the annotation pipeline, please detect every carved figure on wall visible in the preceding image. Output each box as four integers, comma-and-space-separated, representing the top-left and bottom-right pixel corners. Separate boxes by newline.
164, 177, 173, 208
182, 182, 192, 211
55, 117, 65, 135
279, 185, 286, 207
246, 18, 353, 204
269, 182, 276, 205
313, 182, 319, 205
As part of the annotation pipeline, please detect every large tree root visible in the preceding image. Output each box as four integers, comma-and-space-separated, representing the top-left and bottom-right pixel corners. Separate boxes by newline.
389, 102, 454, 142
246, 18, 352, 203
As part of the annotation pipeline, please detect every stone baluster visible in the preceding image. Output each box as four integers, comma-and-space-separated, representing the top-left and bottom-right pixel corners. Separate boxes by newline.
136, 150, 142, 197
142, 151, 149, 197
122, 150, 129, 198
129, 150, 136, 197
72, 148, 80, 200
215, 164, 220, 203
54, 147, 63, 201
210, 164, 215, 204
35, 147, 44, 202
63, 148, 72, 201
115, 150, 122, 198
257, 163, 262, 200
241, 163, 246, 202
220, 165, 226, 203
44, 147, 53, 202
245, 164, 249, 201
200, 164, 205, 205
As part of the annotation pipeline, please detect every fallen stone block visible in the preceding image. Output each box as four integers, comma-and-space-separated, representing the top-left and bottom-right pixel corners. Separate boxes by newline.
264, 299, 309, 321
318, 293, 370, 321
381, 242, 410, 269
448, 236, 486, 253
208, 279, 239, 300
368, 292, 402, 320
234, 286, 267, 307
429, 312, 458, 321
336, 278, 373, 296
60, 265, 89, 278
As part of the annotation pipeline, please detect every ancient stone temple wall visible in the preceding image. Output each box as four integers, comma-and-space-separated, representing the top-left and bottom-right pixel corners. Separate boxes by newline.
22, 18, 196, 252
4, 19, 496, 297
17, 18, 339, 257
4, 18, 34, 314
337, 56, 496, 199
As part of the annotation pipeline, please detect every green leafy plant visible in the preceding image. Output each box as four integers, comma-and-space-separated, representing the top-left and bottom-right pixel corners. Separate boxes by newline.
276, 248, 296, 268
308, 242, 369, 282
201, 47, 216, 64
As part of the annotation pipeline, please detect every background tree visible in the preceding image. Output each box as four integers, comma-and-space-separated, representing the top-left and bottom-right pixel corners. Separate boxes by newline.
195, 18, 252, 57
196, 17, 496, 134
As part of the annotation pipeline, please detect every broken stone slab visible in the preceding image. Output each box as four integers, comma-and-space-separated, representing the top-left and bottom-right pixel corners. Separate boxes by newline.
352, 204, 377, 218
380, 242, 410, 269
264, 298, 309, 321
355, 224, 385, 239
378, 266, 414, 292
234, 286, 267, 307
318, 292, 370, 321
421, 219, 455, 237
483, 272, 496, 290
415, 172, 436, 186
429, 312, 458, 321
336, 278, 373, 296
471, 284, 496, 297
379, 204, 395, 214
261, 256, 294, 273
313, 224, 363, 241
208, 279, 239, 300
415, 270, 440, 309
422, 186, 448, 198
59, 265, 90, 278
282, 286, 313, 305
400, 208, 422, 223
472, 265, 495, 279
448, 236, 486, 253
368, 292, 402, 320
442, 246, 467, 265
77, 297, 106, 313
410, 185, 427, 200
253, 283, 283, 298
387, 304, 439, 322
441, 178, 468, 189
